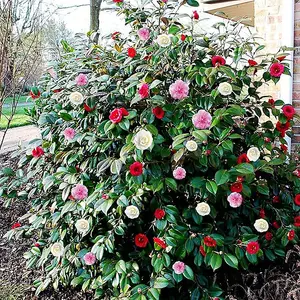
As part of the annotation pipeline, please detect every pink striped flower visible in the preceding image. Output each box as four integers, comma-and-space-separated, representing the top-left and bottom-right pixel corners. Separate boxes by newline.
227, 192, 243, 208
169, 80, 189, 100
83, 252, 96, 265
63, 127, 76, 140
192, 110, 212, 129
173, 167, 186, 180
172, 261, 185, 274
71, 184, 88, 200
75, 73, 88, 86
137, 28, 150, 41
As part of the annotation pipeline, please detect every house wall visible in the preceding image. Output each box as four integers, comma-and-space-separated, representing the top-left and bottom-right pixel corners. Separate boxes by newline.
255, 0, 300, 149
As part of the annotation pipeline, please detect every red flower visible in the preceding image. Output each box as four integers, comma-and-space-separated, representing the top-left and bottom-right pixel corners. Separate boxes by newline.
294, 216, 300, 227
230, 182, 243, 193
276, 121, 290, 137
259, 209, 266, 218
32, 146, 44, 158
203, 236, 217, 248
30, 90, 41, 99
154, 209, 165, 220
138, 83, 149, 99
199, 245, 206, 257
111, 31, 121, 40
270, 63, 284, 77
277, 55, 286, 61
273, 195, 280, 203
84, 103, 95, 112
109, 108, 128, 123
34, 243, 40, 247
294, 194, 300, 206
135, 234, 149, 248
246, 241, 260, 255
282, 105, 295, 120
181, 34, 187, 41
193, 10, 199, 20
237, 176, 244, 182
202, 150, 210, 156
237, 153, 250, 164
152, 107, 165, 119
268, 98, 275, 107
153, 237, 167, 249
120, 107, 129, 116
113, 0, 123, 3
212, 56, 226, 67
280, 144, 288, 153
129, 162, 143, 176
272, 221, 280, 229
293, 169, 300, 178
264, 137, 271, 142
288, 230, 295, 241
128, 47, 137, 58
102, 194, 109, 200
109, 108, 123, 123
248, 59, 258, 66
265, 232, 273, 241
12, 222, 21, 229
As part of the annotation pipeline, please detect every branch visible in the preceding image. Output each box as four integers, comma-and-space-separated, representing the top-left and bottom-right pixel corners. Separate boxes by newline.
57, 4, 89, 10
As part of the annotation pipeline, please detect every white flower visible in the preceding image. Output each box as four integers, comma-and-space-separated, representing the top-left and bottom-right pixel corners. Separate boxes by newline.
186, 140, 198, 152
264, 156, 271, 162
51, 242, 64, 257
156, 34, 171, 47
218, 82, 232, 96
75, 219, 90, 233
125, 205, 140, 219
247, 147, 260, 162
133, 129, 153, 150
254, 218, 269, 233
196, 202, 211, 216
69, 91, 84, 105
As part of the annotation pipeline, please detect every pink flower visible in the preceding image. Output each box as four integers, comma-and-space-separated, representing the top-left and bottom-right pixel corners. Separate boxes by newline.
270, 63, 284, 77
227, 192, 243, 208
192, 110, 212, 129
137, 28, 150, 41
63, 127, 76, 140
169, 80, 189, 100
83, 252, 96, 265
71, 184, 88, 200
172, 261, 185, 274
173, 167, 186, 180
138, 83, 149, 99
75, 73, 88, 86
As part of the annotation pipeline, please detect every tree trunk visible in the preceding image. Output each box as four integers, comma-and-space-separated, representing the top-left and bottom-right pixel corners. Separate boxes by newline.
90, 0, 102, 43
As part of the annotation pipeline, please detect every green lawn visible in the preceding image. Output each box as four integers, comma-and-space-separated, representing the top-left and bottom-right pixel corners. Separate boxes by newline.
3, 95, 32, 105
0, 104, 33, 129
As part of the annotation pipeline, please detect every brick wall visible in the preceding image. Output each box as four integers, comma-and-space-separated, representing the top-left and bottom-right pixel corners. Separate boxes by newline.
255, 0, 300, 148
255, 0, 283, 99
293, 0, 300, 145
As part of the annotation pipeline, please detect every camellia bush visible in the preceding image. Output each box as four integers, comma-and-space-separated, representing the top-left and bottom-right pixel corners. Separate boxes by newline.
1, 0, 300, 299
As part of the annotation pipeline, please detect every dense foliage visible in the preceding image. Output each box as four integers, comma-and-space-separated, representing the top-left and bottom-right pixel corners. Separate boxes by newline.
1, 0, 300, 299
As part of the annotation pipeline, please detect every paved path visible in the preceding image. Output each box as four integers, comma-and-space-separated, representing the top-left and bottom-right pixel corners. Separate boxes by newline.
0, 125, 41, 155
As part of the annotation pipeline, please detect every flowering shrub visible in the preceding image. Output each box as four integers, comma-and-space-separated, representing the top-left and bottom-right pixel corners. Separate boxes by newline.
1, 0, 300, 299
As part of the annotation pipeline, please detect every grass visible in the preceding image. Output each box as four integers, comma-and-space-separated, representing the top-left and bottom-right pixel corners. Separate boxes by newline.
0, 104, 33, 129
3, 95, 32, 105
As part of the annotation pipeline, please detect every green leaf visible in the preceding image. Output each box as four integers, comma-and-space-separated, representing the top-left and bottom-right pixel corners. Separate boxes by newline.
215, 170, 229, 185
187, 0, 199, 7
210, 253, 222, 271
183, 265, 194, 280
168, 25, 181, 35
153, 277, 169, 289
235, 163, 255, 175
206, 180, 218, 195
219, 66, 235, 79
147, 288, 160, 300
165, 178, 177, 191
224, 253, 238, 269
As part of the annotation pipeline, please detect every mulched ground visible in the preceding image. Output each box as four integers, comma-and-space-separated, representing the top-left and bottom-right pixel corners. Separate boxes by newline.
0, 151, 299, 299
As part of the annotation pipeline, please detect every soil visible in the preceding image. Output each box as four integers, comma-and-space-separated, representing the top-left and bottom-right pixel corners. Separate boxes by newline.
0, 152, 93, 300
0, 151, 299, 300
